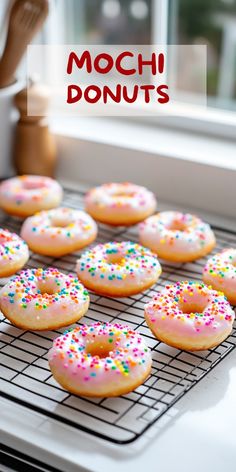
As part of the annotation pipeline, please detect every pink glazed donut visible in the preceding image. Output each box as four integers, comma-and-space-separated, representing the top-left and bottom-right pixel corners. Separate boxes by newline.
0, 268, 89, 330
144, 281, 235, 351
76, 241, 162, 297
0, 175, 63, 217
21, 207, 97, 257
139, 211, 216, 262
85, 182, 157, 226
0, 228, 29, 277
48, 322, 152, 397
203, 248, 236, 305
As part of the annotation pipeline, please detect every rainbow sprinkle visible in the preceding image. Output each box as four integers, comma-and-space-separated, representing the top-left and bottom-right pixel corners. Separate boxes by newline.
203, 249, 236, 280
145, 281, 234, 330
0, 267, 89, 311
77, 241, 160, 282
86, 182, 156, 209
50, 322, 150, 379
0, 228, 28, 264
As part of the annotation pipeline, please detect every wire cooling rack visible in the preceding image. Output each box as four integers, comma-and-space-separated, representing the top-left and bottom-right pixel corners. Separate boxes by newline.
0, 187, 235, 444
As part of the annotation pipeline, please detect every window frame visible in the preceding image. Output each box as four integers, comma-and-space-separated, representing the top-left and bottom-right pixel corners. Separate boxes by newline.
42, 0, 236, 141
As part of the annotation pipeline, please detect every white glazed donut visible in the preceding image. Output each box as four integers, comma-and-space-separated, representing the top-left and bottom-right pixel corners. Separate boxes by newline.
21, 207, 97, 257
0, 228, 29, 277
48, 321, 152, 397
139, 211, 216, 262
144, 281, 235, 351
0, 175, 63, 217
85, 182, 157, 226
0, 268, 89, 330
76, 241, 162, 297
203, 248, 236, 305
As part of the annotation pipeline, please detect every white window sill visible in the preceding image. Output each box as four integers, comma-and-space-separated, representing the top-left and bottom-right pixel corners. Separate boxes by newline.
52, 117, 236, 219
52, 117, 236, 171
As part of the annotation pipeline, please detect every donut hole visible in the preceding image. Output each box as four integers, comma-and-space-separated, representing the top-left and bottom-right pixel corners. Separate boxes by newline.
86, 342, 112, 359
37, 280, 58, 296
179, 299, 208, 315
22, 180, 46, 190
112, 191, 135, 198
51, 217, 71, 228
106, 252, 125, 265
168, 220, 188, 232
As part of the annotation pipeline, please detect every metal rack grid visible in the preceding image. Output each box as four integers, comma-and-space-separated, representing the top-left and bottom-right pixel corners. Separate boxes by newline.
0, 187, 235, 445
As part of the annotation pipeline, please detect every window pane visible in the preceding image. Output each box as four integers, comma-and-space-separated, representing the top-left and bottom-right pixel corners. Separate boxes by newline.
61, 0, 236, 112
168, 0, 236, 111
64, 0, 152, 45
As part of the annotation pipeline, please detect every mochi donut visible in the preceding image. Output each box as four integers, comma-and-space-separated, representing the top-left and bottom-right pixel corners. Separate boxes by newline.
0, 175, 63, 217
21, 207, 97, 257
203, 248, 236, 305
144, 281, 235, 351
85, 182, 157, 226
139, 211, 216, 262
0, 228, 29, 277
76, 241, 162, 297
0, 268, 89, 330
48, 322, 152, 397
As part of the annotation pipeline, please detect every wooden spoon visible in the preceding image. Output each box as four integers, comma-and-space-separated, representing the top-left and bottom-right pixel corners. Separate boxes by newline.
0, 0, 49, 89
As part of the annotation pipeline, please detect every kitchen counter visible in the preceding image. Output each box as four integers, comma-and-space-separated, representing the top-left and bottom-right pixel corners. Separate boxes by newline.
1, 347, 236, 472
